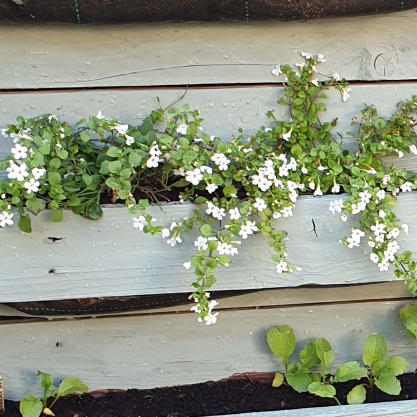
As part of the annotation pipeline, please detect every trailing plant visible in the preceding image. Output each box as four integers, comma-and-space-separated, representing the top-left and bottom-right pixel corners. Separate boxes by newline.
399, 302, 417, 339
1, 53, 417, 323
19, 371, 88, 417
266, 326, 408, 405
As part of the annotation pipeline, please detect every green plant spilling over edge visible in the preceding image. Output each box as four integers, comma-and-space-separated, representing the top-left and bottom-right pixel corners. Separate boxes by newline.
19, 371, 88, 417
1, 53, 417, 324
267, 326, 409, 405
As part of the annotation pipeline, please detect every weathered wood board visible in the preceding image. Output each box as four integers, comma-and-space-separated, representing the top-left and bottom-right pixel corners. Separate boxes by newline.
0, 300, 415, 401
1, 83, 417, 162
216, 400, 417, 417
1, 10, 417, 89
1, 193, 417, 303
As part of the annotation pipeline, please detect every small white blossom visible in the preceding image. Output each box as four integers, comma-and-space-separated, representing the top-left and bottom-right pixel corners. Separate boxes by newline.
125, 135, 134, 146
183, 262, 191, 270
132, 216, 146, 231
376, 190, 385, 202
370, 253, 379, 263
271, 64, 282, 76
239, 221, 258, 239
281, 207, 293, 217
410, 144, 417, 155
397, 149, 404, 158
176, 124, 188, 135
185, 168, 203, 186
378, 210, 386, 219
301, 167, 308, 174
378, 259, 390, 272
206, 202, 226, 220
0, 211, 14, 227
113, 124, 128, 135
342, 88, 351, 102
32, 167, 46, 180
146, 155, 161, 168
400, 182, 413, 192
276, 260, 288, 274
387, 228, 400, 239
313, 185, 323, 196
253, 197, 267, 212
401, 224, 409, 234
24, 178, 40, 194
341, 214, 348, 222
309, 180, 315, 190
317, 165, 328, 172
206, 184, 218, 194
229, 208, 241, 220
331, 183, 340, 193
371, 221, 385, 236
200, 165, 213, 174
311, 79, 319, 87
7, 162, 29, 182
161, 228, 170, 238
333, 72, 342, 81
11, 143, 28, 159
382, 175, 391, 185
194, 236, 208, 251
282, 126, 293, 141
359, 190, 371, 204
149, 144, 162, 156
317, 54, 326, 63
329, 199, 344, 214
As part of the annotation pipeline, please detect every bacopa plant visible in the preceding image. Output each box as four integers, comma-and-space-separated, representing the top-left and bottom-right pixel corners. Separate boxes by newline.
1, 53, 417, 324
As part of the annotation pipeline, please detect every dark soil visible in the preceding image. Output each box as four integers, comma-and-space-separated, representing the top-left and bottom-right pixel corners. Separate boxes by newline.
2, 372, 417, 417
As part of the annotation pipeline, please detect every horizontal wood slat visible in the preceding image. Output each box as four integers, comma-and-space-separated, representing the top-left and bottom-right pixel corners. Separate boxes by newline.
1, 10, 417, 89
0, 300, 415, 401
0, 193, 417, 303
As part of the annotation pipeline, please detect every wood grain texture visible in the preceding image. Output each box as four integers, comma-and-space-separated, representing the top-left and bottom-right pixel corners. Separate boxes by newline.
216, 400, 417, 417
1, 83, 417, 161
0, 300, 416, 401
1, 10, 417, 89
1, 193, 417, 303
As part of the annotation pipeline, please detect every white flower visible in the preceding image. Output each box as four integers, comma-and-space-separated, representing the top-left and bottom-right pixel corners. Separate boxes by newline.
253, 197, 267, 212
183, 262, 191, 270
370, 253, 379, 263
24, 178, 40, 194
146, 155, 161, 168
282, 126, 293, 141
410, 144, 417, 155
333, 72, 342, 81
387, 228, 400, 239
329, 199, 344, 214
378, 259, 390, 272
276, 260, 288, 273
194, 236, 208, 251
317, 54, 326, 63
359, 190, 371, 204
368, 240, 375, 248
301, 167, 308, 174
309, 180, 315, 190
204, 311, 219, 325
229, 208, 241, 220
397, 150, 404, 158
382, 175, 390, 185
200, 165, 213, 174
341, 214, 348, 222
173, 168, 185, 176
371, 222, 385, 236
149, 144, 162, 156
113, 124, 128, 135
378, 210, 386, 219
347, 237, 360, 248
206, 202, 226, 220
0, 194, 5, 199
400, 182, 413, 192
32, 167, 46, 180
271, 64, 282, 76
185, 168, 203, 186
258, 177, 273, 192
206, 184, 218, 194
11, 143, 28, 160
331, 183, 340, 193
301, 52, 312, 59
376, 190, 385, 202
125, 135, 135, 146
132, 216, 146, 231
311, 79, 319, 87
176, 124, 188, 135
96, 110, 104, 119
281, 207, 293, 217
313, 185, 323, 196
342, 88, 351, 102
0, 211, 14, 227
401, 224, 409, 234
273, 212, 281, 219
317, 165, 328, 172
7, 162, 29, 182
161, 228, 170, 238
239, 221, 258, 239
351, 228, 365, 241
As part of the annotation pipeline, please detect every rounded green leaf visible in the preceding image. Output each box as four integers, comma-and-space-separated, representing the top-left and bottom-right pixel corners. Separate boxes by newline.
386, 356, 409, 376
57, 378, 88, 398
19, 396, 43, 417
285, 363, 311, 393
272, 372, 284, 388
48, 172, 61, 185
200, 224, 212, 238
105, 177, 120, 189
347, 384, 366, 405
49, 158, 61, 170
363, 334, 387, 367
108, 160, 122, 174
26, 198, 45, 216
308, 382, 336, 398
299, 341, 320, 369
334, 361, 367, 383
266, 325, 296, 367
67, 196, 81, 207
18, 214, 32, 233
128, 151, 143, 166
82, 174, 93, 186
56, 149, 68, 160
106, 146, 120, 157
375, 373, 401, 395
51, 210, 64, 223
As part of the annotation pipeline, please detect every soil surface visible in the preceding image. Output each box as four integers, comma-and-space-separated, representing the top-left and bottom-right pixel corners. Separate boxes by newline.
2, 372, 417, 417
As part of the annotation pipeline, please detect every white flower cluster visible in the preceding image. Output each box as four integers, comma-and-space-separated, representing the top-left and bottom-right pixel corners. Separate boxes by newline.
190, 294, 219, 325
206, 202, 226, 221
192, 235, 240, 256
146, 143, 162, 168
239, 220, 258, 239
2, 127, 32, 143
211, 153, 230, 171
111, 122, 135, 146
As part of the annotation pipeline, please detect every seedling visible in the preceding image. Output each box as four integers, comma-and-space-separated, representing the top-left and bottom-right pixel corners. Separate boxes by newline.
19, 371, 88, 417
267, 325, 367, 405
346, 333, 409, 404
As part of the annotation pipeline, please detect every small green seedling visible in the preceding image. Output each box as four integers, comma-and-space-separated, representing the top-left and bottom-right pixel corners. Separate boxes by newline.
399, 303, 417, 339
267, 326, 367, 405
346, 333, 409, 404
19, 371, 88, 417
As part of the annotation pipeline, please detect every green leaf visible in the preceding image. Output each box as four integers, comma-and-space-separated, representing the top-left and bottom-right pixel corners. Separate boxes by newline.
299, 341, 320, 369
48, 172, 61, 185
108, 160, 122, 174
83, 203, 103, 220
128, 151, 143, 166
208, 240, 218, 252
399, 304, 417, 339
37, 370, 56, 399
171, 179, 190, 188
285, 362, 311, 393
120, 168, 131, 180
49, 158, 61, 170
56, 378, 88, 398
82, 174, 93, 186
363, 334, 387, 367
374, 118, 386, 129
67, 196, 81, 207
19, 396, 43, 417
385, 356, 409, 376
106, 146, 120, 157
194, 196, 207, 204
334, 361, 367, 383
51, 210, 64, 223
347, 384, 366, 405
80, 131, 90, 142
308, 382, 336, 398
291, 143, 302, 157
272, 373, 284, 388
375, 373, 401, 395
223, 185, 237, 198
39, 143, 51, 155
266, 325, 296, 367
57, 149, 68, 160
18, 214, 32, 233
105, 177, 119, 189
200, 224, 212, 237
26, 198, 44, 215
314, 338, 334, 374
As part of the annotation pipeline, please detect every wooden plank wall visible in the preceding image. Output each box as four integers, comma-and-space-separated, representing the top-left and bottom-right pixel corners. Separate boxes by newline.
2, 9, 417, 403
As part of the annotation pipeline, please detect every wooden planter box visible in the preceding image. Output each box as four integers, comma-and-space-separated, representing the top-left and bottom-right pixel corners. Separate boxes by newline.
1, 11, 417, 415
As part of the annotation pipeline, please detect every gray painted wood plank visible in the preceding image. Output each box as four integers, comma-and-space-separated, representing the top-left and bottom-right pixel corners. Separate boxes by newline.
0, 300, 416, 401
1, 83, 417, 161
215, 400, 417, 417
1, 10, 417, 89
0, 193, 417, 302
